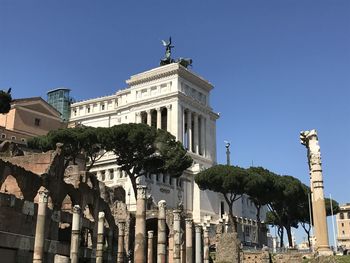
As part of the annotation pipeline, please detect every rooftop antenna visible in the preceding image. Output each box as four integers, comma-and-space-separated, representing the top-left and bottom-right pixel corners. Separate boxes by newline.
224, 140, 231, 165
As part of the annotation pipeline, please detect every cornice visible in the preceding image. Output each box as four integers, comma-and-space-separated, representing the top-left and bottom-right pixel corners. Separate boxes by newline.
126, 63, 213, 92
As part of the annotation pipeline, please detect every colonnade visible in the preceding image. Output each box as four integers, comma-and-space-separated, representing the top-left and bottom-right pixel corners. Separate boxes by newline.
136, 105, 172, 132
32, 186, 211, 263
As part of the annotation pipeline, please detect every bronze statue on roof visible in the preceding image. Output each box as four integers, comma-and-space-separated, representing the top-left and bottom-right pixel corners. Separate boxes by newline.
160, 37, 192, 68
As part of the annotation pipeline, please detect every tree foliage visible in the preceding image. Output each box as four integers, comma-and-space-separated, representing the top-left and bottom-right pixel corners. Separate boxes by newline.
28, 124, 192, 197
0, 89, 12, 114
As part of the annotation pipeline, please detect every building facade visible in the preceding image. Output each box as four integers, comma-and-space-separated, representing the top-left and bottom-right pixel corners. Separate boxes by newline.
69, 63, 264, 242
0, 97, 64, 145
337, 203, 350, 251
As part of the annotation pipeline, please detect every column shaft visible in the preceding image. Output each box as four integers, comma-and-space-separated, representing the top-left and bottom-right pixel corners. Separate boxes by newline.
157, 200, 167, 263
147, 110, 152, 126
193, 113, 199, 154
134, 185, 147, 263
195, 225, 202, 263
200, 116, 205, 157
70, 205, 81, 263
147, 231, 154, 263
187, 110, 192, 152
173, 210, 181, 263
167, 105, 172, 132
96, 212, 105, 263
185, 219, 193, 263
117, 222, 125, 263
203, 228, 209, 263
157, 108, 162, 129
33, 189, 49, 263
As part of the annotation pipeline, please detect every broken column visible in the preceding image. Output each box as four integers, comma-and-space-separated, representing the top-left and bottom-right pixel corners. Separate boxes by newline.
70, 205, 81, 263
134, 185, 147, 263
157, 200, 167, 263
96, 212, 105, 263
195, 225, 202, 263
117, 221, 126, 263
33, 189, 49, 263
173, 209, 181, 263
147, 230, 154, 263
203, 227, 210, 263
300, 130, 332, 255
185, 219, 193, 263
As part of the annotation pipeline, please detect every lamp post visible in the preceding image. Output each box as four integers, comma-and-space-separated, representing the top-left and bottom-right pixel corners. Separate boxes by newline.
224, 141, 231, 165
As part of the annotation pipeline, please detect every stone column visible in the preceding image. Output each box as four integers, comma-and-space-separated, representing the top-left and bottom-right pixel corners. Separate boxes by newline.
134, 185, 147, 263
195, 225, 202, 263
193, 113, 199, 154
70, 205, 81, 263
203, 227, 209, 263
177, 104, 183, 142
135, 112, 141, 123
200, 116, 205, 156
157, 108, 162, 129
157, 200, 167, 263
300, 130, 332, 256
117, 221, 125, 263
33, 189, 49, 263
147, 231, 154, 263
96, 212, 105, 263
173, 210, 181, 263
147, 110, 152, 126
187, 110, 192, 152
166, 105, 172, 132
185, 219, 193, 263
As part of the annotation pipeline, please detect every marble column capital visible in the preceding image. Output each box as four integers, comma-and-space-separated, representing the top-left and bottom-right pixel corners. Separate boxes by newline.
137, 185, 147, 199
185, 218, 193, 226
158, 200, 167, 210
38, 189, 49, 203
148, 230, 154, 238
72, 205, 81, 214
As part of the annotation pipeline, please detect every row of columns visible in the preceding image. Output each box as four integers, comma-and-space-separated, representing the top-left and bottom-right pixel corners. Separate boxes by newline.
180, 107, 206, 156
134, 185, 210, 263
32, 186, 210, 263
136, 105, 172, 132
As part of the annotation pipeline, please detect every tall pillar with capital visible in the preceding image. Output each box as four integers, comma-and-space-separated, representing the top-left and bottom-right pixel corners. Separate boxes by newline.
187, 110, 192, 152
70, 205, 81, 263
117, 221, 126, 263
147, 231, 154, 263
185, 219, 193, 263
147, 110, 152, 126
203, 227, 209, 263
134, 185, 147, 263
300, 129, 332, 256
156, 108, 162, 129
193, 113, 199, 154
33, 189, 49, 263
96, 212, 105, 263
195, 225, 202, 263
157, 200, 167, 263
173, 210, 181, 263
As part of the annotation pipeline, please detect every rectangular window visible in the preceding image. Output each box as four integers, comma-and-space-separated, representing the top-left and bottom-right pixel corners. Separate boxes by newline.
34, 118, 41, 126
101, 104, 105, 111
1, 134, 6, 139
11, 136, 16, 140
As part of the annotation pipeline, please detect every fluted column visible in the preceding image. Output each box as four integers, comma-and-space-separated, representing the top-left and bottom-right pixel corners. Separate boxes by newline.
166, 105, 172, 132
203, 227, 209, 263
147, 110, 152, 126
147, 231, 154, 263
187, 110, 192, 152
33, 189, 49, 263
134, 185, 147, 263
195, 225, 202, 263
157, 200, 167, 263
70, 205, 81, 263
185, 219, 193, 263
96, 212, 105, 263
117, 221, 125, 263
193, 113, 199, 154
157, 108, 162, 129
200, 116, 205, 156
173, 210, 181, 263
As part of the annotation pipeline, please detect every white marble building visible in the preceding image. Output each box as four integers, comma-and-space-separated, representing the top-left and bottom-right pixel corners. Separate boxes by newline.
69, 63, 263, 231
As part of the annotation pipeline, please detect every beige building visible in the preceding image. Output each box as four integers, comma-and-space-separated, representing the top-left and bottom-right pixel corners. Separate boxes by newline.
337, 203, 350, 251
0, 97, 64, 145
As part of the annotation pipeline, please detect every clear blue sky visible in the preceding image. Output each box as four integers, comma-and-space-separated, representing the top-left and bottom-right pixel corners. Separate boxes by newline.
1, 0, 349, 246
